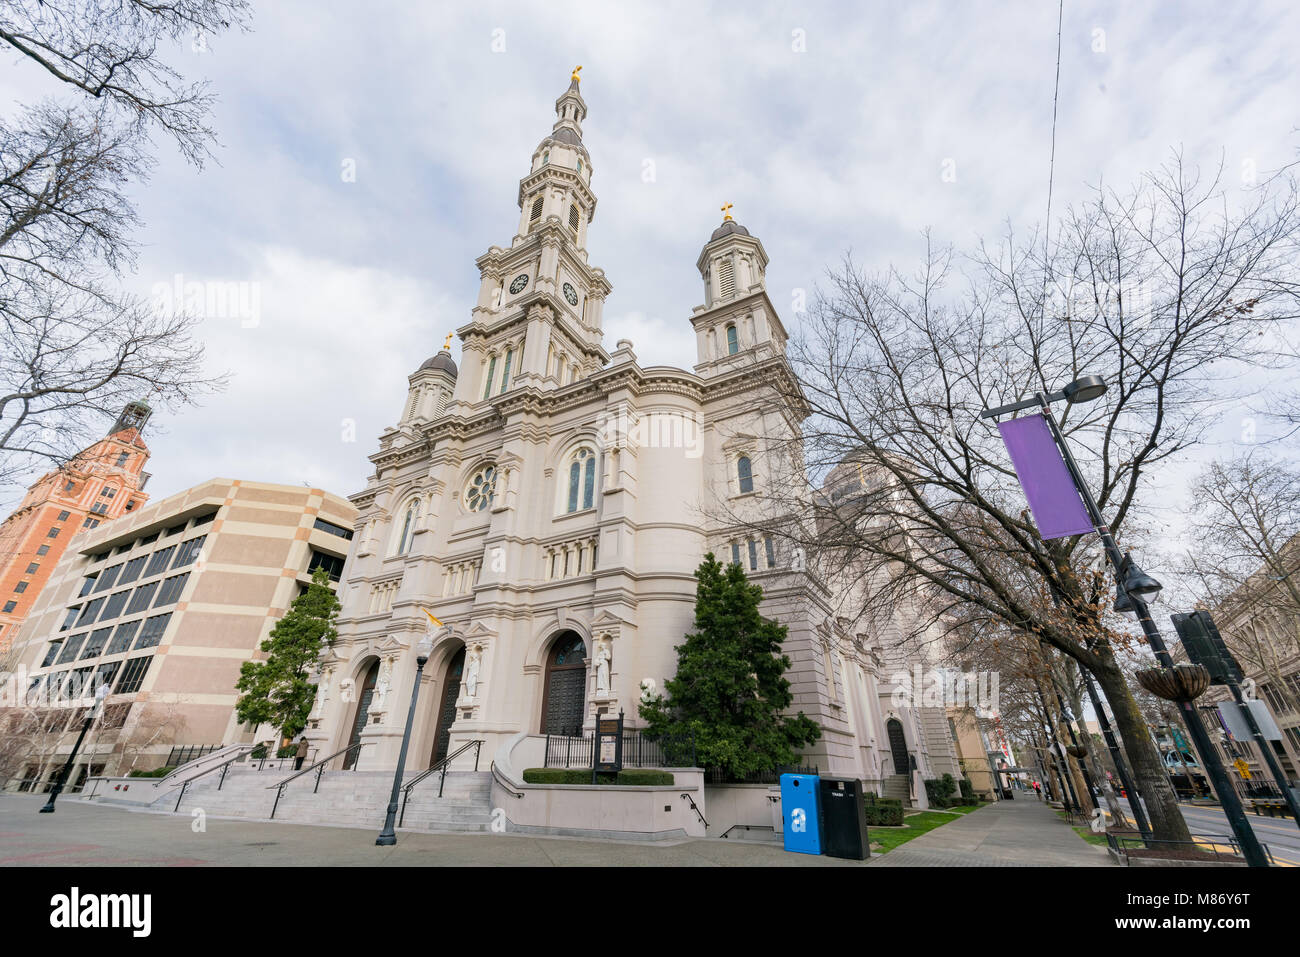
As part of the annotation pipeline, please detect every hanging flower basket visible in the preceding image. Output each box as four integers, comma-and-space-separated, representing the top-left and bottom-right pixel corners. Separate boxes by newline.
1135, 664, 1210, 703
1065, 744, 1088, 759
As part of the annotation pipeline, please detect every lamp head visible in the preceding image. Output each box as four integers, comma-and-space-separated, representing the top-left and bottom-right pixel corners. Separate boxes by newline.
416, 634, 434, 664
1062, 375, 1107, 404
1120, 552, 1163, 600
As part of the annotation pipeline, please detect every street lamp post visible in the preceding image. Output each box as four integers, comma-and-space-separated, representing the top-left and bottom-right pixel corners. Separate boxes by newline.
983, 376, 1270, 867
40, 683, 108, 814
376, 633, 434, 846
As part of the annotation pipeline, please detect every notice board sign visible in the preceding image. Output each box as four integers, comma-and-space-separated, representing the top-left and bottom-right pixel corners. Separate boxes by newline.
595, 711, 624, 776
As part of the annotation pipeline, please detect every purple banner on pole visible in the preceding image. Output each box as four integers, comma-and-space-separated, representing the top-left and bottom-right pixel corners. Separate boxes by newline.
997, 413, 1095, 540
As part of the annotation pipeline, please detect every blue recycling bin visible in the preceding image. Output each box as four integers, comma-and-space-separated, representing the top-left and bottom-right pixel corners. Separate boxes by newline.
780, 772, 822, 855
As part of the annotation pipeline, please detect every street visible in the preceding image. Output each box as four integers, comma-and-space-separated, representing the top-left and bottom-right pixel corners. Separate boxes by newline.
1117, 798, 1300, 866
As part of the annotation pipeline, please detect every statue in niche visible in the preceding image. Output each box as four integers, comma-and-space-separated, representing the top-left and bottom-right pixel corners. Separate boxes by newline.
639, 677, 657, 703
593, 637, 611, 696
370, 659, 392, 714
310, 669, 331, 719
465, 644, 482, 699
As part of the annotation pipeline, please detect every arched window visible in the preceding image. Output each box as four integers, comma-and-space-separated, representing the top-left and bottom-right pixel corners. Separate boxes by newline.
737, 455, 753, 494
396, 500, 420, 555
726, 325, 739, 355
566, 448, 596, 512
500, 348, 513, 394
483, 355, 497, 400
576, 159, 584, 174
542, 151, 550, 165
465, 465, 496, 512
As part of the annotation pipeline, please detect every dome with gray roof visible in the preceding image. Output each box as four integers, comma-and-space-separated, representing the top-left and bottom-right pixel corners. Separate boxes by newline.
709, 220, 751, 241
418, 351, 458, 376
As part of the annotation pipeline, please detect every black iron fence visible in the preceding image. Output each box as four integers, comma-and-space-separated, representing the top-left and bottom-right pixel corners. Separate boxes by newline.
165, 744, 223, 767
1233, 778, 1286, 800
543, 729, 696, 769
704, 764, 818, 786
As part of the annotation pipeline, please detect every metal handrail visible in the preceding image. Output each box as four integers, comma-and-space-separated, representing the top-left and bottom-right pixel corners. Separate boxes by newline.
172, 744, 259, 812
267, 741, 368, 819
398, 740, 484, 827
680, 792, 708, 828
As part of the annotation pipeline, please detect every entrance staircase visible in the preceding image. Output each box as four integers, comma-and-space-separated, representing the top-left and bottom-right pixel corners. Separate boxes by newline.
882, 773, 913, 807
133, 764, 495, 832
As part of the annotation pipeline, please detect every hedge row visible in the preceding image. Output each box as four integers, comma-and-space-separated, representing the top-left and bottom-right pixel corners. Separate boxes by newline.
521, 768, 675, 786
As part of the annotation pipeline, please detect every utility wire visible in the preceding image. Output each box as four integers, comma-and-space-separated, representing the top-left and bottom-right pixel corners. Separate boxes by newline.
1041, 0, 1065, 318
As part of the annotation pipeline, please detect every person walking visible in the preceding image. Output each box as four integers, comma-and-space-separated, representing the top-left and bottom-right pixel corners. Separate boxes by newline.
294, 736, 309, 771
1032, 780, 1042, 800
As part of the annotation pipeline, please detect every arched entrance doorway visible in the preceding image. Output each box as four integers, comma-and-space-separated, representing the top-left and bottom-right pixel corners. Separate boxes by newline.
540, 631, 587, 735
343, 659, 379, 770
886, 717, 909, 776
429, 647, 465, 767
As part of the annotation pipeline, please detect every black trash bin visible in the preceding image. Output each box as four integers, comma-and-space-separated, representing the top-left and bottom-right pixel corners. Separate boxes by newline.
818, 777, 870, 860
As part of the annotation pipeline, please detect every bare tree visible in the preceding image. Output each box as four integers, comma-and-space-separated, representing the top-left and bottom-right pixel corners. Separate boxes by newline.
1182, 453, 1300, 713
0, 0, 251, 165
0, 1, 248, 496
726, 156, 1300, 843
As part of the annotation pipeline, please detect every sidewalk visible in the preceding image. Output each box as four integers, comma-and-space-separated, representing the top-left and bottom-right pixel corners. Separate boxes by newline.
868, 797, 1113, 867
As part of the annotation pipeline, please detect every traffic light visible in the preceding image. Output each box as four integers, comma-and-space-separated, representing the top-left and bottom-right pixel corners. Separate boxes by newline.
1169, 610, 1243, 685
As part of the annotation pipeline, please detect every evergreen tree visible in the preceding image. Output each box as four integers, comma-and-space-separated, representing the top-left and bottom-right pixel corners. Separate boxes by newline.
640, 553, 820, 778
235, 566, 341, 741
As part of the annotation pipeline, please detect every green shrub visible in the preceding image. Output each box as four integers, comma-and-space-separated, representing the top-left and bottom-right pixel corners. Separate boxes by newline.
958, 777, 976, 801
521, 768, 674, 786
864, 803, 904, 826
924, 774, 959, 808
865, 793, 903, 808
616, 768, 673, 786
127, 766, 175, 778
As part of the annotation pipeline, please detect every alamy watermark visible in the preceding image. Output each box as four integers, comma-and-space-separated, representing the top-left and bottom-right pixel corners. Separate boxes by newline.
151, 273, 261, 329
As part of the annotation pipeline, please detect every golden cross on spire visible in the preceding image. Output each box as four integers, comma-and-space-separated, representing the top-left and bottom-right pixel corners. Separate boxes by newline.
721, 202, 734, 221
442, 332, 454, 351
571, 65, 582, 82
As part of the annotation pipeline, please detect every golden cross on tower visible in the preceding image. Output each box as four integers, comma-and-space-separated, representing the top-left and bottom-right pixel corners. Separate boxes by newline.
721, 202, 734, 221
442, 332, 454, 351
571, 65, 582, 82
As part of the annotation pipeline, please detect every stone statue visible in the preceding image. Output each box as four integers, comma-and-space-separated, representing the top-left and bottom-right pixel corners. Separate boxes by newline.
639, 677, 656, 703
594, 638, 611, 696
465, 645, 482, 699
370, 660, 392, 714
310, 669, 331, 719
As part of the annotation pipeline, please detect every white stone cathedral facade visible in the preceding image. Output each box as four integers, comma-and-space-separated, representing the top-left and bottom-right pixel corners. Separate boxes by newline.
307, 74, 958, 796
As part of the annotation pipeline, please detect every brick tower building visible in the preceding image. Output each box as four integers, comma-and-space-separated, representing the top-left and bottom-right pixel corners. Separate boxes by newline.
0, 403, 153, 651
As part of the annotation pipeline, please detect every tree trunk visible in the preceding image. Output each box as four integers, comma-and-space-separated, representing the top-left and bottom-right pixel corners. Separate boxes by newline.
1092, 653, 1191, 843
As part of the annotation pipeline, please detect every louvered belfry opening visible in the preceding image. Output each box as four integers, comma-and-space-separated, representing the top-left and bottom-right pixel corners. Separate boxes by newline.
718, 259, 735, 298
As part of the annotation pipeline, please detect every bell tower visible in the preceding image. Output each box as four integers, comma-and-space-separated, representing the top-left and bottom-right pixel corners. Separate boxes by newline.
451, 68, 613, 409
690, 206, 787, 377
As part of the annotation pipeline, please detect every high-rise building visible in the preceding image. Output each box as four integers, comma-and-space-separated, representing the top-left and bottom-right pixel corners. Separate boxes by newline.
2, 478, 357, 789
0, 403, 154, 651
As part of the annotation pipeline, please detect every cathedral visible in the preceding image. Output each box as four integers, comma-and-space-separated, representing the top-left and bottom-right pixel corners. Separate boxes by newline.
306, 71, 961, 801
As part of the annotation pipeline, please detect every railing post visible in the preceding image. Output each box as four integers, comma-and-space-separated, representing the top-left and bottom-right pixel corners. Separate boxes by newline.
315, 762, 326, 793
474, 741, 481, 772
219, 762, 230, 791
544, 733, 551, 769
175, 781, 188, 813
271, 784, 282, 819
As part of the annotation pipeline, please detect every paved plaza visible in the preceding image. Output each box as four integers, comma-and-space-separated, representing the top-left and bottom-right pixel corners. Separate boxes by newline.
0, 792, 1111, 867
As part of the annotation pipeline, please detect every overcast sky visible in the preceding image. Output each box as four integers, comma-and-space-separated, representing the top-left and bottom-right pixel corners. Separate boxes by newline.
2, 1, 1297, 546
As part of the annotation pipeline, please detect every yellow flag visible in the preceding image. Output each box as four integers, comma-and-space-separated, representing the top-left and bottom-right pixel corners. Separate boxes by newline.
422, 608, 444, 629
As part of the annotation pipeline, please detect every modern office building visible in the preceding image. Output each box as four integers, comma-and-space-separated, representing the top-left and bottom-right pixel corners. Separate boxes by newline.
0, 402, 153, 652
2, 478, 357, 790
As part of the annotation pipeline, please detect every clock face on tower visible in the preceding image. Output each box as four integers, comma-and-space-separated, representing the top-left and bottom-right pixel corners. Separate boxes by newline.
562, 282, 579, 306
509, 273, 530, 295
